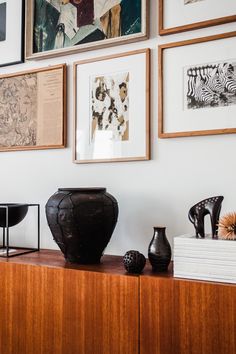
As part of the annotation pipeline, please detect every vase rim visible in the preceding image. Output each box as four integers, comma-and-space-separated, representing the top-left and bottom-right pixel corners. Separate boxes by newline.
153, 226, 166, 229
58, 188, 106, 193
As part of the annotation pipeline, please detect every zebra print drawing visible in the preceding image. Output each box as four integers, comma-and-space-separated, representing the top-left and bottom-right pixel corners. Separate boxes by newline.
184, 0, 204, 4
185, 61, 236, 110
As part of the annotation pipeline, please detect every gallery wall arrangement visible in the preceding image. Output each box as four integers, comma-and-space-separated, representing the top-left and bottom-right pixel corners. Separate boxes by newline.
0, 0, 236, 152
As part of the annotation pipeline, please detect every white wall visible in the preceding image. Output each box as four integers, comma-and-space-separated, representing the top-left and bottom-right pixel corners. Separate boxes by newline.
0, 1, 236, 257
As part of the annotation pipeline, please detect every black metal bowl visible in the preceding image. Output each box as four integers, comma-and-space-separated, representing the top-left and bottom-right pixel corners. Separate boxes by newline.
0, 204, 29, 228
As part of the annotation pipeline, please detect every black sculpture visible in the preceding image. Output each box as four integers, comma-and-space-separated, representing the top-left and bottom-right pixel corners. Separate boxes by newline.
123, 250, 146, 274
188, 196, 224, 238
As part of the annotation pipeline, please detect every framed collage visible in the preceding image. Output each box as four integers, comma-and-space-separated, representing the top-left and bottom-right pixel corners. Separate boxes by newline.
74, 49, 150, 163
0, 0, 24, 67
25, 0, 148, 60
0, 64, 67, 151
158, 32, 236, 138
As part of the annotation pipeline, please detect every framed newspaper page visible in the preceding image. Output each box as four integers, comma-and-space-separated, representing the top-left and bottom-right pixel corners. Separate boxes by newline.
0, 64, 67, 151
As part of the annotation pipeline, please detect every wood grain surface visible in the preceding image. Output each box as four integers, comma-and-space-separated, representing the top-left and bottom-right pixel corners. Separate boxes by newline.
0, 253, 139, 354
140, 275, 236, 354
1, 251, 236, 354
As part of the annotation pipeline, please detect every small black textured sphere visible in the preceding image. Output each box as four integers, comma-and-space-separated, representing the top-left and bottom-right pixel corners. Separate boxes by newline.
123, 250, 146, 274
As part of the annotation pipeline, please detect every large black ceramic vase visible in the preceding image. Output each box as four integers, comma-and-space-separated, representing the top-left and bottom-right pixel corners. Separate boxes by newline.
45, 188, 118, 264
148, 226, 171, 272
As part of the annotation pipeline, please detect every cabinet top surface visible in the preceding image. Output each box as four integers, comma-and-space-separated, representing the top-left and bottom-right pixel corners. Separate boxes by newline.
0, 250, 128, 275
0, 250, 235, 287
0, 249, 173, 277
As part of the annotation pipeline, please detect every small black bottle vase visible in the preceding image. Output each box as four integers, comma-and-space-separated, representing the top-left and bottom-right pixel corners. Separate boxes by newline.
148, 226, 171, 272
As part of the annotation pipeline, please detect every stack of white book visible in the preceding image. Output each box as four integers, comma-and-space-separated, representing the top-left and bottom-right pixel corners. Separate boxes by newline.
174, 234, 236, 284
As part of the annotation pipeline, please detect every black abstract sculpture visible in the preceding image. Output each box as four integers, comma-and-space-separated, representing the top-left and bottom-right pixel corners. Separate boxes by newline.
123, 250, 146, 274
188, 196, 224, 238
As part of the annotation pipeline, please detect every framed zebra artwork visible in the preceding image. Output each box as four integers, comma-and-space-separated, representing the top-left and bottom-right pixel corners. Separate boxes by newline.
25, 0, 148, 60
73, 49, 150, 163
159, 0, 236, 35
0, 0, 24, 67
158, 31, 236, 138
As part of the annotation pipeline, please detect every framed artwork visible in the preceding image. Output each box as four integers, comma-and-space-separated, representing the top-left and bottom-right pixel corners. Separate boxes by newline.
0, 0, 24, 67
159, 0, 236, 35
25, 0, 148, 60
74, 49, 150, 163
0, 64, 67, 151
158, 32, 236, 138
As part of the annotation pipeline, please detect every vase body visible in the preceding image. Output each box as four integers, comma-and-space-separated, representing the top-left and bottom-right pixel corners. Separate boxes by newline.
45, 188, 118, 264
148, 226, 171, 271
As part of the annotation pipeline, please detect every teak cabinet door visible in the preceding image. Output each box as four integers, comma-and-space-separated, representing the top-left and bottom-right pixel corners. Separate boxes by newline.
140, 276, 236, 354
0, 263, 139, 354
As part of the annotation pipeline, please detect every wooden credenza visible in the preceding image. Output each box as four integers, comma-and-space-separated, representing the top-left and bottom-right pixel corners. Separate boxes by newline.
0, 251, 235, 354
140, 272, 236, 354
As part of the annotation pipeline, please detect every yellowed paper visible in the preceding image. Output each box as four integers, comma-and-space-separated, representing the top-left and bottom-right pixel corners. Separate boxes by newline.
37, 69, 63, 146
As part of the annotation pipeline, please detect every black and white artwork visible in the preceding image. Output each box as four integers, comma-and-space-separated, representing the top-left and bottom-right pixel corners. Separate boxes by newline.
185, 61, 236, 110
0, 74, 37, 147
90, 72, 129, 142
184, 0, 204, 4
0, 2, 6, 42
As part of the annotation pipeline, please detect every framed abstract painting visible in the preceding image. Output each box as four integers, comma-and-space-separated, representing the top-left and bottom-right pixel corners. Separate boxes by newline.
25, 0, 148, 60
158, 32, 236, 138
0, 0, 24, 67
0, 64, 67, 151
74, 49, 150, 163
159, 0, 236, 35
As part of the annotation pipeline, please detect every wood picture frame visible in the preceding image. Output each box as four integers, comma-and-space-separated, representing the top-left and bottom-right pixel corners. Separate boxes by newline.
0, 0, 24, 67
0, 64, 67, 152
25, 0, 148, 60
74, 49, 150, 164
158, 32, 236, 138
159, 0, 236, 35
